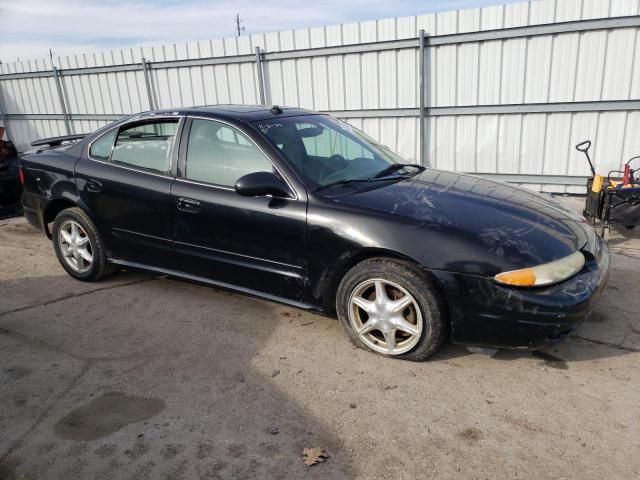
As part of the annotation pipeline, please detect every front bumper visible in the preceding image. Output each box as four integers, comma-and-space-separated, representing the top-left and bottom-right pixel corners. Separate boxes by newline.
432, 235, 610, 349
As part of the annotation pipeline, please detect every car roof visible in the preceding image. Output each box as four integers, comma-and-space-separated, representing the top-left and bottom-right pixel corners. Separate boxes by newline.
141, 105, 320, 122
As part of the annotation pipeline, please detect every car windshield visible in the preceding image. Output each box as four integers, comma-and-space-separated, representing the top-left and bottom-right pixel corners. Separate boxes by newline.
253, 115, 415, 189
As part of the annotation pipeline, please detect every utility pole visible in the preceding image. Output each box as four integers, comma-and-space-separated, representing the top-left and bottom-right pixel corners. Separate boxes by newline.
234, 13, 245, 36
49, 49, 55, 67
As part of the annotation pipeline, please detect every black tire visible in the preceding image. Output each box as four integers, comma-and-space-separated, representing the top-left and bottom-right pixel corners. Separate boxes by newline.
52, 207, 117, 281
336, 257, 447, 361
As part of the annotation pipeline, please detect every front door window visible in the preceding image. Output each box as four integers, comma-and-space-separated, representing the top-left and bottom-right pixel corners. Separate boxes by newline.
185, 119, 274, 187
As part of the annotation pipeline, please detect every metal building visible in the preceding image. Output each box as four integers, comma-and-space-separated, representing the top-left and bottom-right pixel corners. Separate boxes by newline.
1, 0, 639, 192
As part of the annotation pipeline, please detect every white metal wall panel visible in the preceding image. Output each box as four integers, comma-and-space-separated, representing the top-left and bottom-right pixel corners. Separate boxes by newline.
328, 56, 347, 110
455, 116, 478, 172
504, 1, 530, 26
523, 35, 553, 103
361, 52, 379, 109
1, 0, 639, 194
500, 39, 527, 103
529, 0, 556, 24
498, 115, 523, 174
435, 45, 456, 107
378, 51, 397, 109
397, 49, 417, 109
396, 117, 419, 161
520, 114, 548, 174
476, 115, 501, 173
574, 31, 608, 101
310, 57, 329, 111
595, 111, 629, 168
435, 116, 456, 171
542, 114, 573, 176
478, 40, 503, 105
602, 28, 637, 100
548, 34, 580, 102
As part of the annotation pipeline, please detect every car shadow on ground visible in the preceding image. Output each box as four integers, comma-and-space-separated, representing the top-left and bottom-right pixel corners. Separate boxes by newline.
0, 273, 356, 479
431, 332, 635, 367
431, 306, 638, 368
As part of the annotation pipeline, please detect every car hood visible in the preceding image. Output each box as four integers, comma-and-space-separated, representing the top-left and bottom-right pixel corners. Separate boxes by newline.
331, 169, 593, 274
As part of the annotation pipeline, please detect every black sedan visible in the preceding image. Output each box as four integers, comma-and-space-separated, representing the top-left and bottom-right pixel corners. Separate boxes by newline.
20, 105, 610, 360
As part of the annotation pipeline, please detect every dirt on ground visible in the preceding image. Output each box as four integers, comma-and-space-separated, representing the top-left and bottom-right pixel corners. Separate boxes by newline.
0, 197, 639, 479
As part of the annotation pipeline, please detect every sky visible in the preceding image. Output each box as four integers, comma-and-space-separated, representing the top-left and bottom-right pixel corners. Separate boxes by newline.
0, 0, 522, 64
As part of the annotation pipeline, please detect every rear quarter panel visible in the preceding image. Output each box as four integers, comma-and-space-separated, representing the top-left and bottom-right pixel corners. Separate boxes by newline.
20, 148, 83, 229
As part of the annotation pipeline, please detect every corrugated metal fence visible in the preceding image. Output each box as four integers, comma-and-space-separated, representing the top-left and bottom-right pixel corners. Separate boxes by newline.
1, 0, 639, 192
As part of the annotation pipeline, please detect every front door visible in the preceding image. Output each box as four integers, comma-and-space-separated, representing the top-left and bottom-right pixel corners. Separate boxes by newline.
171, 117, 307, 301
76, 117, 182, 268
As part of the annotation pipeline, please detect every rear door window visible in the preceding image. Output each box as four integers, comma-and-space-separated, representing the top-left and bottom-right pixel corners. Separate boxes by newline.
110, 120, 179, 174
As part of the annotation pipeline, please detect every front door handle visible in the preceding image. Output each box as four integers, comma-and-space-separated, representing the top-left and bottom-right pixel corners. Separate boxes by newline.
177, 197, 201, 213
86, 179, 102, 193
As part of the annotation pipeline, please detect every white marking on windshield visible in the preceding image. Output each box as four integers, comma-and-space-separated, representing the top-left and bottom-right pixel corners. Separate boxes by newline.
258, 123, 284, 132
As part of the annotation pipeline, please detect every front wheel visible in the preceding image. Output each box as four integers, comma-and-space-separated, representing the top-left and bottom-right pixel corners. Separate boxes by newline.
52, 207, 116, 281
336, 258, 447, 361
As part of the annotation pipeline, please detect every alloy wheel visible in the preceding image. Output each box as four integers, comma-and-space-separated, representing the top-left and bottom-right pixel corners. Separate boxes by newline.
58, 220, 93, 273
348, 278, 423, 355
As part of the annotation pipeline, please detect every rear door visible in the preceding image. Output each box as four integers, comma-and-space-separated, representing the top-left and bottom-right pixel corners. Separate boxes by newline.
171, 117, 308, 301
75, 117, 182, 268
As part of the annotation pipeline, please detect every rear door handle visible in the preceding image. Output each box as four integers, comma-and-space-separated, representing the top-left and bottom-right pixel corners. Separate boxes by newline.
86, 179, 102, 193
177, 197, 201, 213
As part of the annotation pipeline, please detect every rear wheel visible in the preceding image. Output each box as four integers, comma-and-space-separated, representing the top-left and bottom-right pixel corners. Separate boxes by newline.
52, 207, 116, 281
336, 257, 447, 361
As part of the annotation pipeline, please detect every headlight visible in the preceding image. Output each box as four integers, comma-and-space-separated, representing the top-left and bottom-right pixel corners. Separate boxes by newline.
494, 250, 585, 287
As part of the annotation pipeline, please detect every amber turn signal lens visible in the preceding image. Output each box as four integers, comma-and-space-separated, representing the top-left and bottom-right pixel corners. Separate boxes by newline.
494, 268, 536, 286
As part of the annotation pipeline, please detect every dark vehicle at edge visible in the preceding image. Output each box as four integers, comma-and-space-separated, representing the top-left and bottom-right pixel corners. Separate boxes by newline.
20, 105, 610, 361
0, 139, 22, 204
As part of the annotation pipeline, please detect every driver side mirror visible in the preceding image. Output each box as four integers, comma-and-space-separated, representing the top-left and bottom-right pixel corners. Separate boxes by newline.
234, 171, 292, 198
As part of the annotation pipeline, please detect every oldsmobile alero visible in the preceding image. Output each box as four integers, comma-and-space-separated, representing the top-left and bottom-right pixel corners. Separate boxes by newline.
20, 105, 610, 361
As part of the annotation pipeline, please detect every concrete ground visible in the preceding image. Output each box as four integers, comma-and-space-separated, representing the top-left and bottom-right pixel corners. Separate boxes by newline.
0, 196, 639, 480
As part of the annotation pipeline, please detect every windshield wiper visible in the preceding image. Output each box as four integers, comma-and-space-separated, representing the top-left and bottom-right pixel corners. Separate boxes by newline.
316, 163, 426, 191
315, 171, 415, 192
373, 163, 425, 179
315, 178, 373, 191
